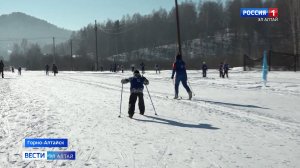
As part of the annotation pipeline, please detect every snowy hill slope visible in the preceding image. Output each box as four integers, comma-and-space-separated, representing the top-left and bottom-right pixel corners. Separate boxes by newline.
0, 70, 299, 167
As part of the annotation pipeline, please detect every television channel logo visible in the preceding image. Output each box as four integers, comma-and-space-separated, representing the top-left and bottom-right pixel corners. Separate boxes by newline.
23, 151, 47, 160
240, 8, 278, 21
23, 151, 76, 160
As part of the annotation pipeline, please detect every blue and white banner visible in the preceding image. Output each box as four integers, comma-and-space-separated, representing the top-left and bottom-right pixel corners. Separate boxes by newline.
262, 51, 268, 82
23, 138, 68, 148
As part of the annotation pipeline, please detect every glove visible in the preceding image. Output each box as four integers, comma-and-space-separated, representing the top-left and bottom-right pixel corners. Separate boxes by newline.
144, 79, 149, 85
121, 79, 126, 84
171, 76, 174, 79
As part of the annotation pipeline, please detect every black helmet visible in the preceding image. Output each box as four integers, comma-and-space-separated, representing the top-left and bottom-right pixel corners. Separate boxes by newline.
134, 70, 140, 74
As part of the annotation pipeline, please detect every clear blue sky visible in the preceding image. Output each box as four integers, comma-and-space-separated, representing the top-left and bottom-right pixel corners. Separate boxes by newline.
0, 0, 197, 31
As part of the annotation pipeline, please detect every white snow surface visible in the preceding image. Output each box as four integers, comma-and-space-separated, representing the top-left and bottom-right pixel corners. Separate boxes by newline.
0, 69, 300, 168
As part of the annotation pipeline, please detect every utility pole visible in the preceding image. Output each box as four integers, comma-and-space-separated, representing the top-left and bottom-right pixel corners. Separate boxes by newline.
95, 20, 99, 71
175, 0, 182, 57
70, 40, 73, 71
53, 37, 56, 63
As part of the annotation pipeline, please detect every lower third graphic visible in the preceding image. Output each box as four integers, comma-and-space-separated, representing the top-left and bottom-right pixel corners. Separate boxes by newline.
23, 151, 76, 160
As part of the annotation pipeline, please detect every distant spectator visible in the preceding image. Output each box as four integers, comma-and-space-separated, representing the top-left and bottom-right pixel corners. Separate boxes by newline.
0, 60, 4, 78
223, 63, 229, 78
113, 63, 117, 72
219, 62, 224, 78
140, 62, 145, 74
52, 64, 58, 76
155, 64, 160, 74
121, 65, 124, 73
18, 67, 22, 75
131, 64, 135, 72
45, 64, 49, 75
202, 62, 208, 77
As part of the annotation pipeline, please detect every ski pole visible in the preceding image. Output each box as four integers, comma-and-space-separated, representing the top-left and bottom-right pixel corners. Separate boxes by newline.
119, 84, 123, 118
187, 80, 196, 96
145, 85, 158, 115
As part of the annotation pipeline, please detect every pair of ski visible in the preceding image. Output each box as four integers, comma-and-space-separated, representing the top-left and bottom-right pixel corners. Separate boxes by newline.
166, 96, 193, 100
166, 96, 183, 100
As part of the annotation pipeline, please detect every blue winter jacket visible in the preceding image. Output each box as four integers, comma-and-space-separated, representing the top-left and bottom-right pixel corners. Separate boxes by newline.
121, 74, 149, 93
202, 64, 208, 71
171, 59, 187, 78
224, 64, 229, 71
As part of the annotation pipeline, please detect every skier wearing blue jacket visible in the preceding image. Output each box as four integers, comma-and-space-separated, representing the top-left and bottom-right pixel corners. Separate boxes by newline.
121, 70, 149, 118
171, 54, 192, 100
223, 63, 229, 78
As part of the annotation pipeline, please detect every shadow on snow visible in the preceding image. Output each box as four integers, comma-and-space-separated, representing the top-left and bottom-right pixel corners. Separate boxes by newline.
194, 98, 269, 109
133, 115, 220, 130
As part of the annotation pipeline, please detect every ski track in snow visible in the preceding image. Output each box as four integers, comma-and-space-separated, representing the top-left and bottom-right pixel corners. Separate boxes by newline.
0, 70, 300, 168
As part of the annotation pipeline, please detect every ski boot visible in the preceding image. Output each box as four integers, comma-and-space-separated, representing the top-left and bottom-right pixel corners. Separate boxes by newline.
128, 112, 134, 119
188, 91, 192, 100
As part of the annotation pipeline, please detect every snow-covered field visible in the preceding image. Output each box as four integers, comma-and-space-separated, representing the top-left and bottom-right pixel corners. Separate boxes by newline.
0, 69, 300, 168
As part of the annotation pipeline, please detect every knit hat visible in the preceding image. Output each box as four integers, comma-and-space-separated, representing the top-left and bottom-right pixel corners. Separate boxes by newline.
176, 53, 182, 60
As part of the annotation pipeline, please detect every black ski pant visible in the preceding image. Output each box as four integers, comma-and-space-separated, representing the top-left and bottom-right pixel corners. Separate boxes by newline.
128, 92, 145, 116
224, 70, 228, 78
203, 70, 207, 77
142, 67, 145, 74
219, 71, 224, 78
0, 70, 3, 78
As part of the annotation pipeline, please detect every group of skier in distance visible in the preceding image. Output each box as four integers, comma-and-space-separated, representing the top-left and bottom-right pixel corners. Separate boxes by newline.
0, 60, 59, 78
0, 60, 22, 77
